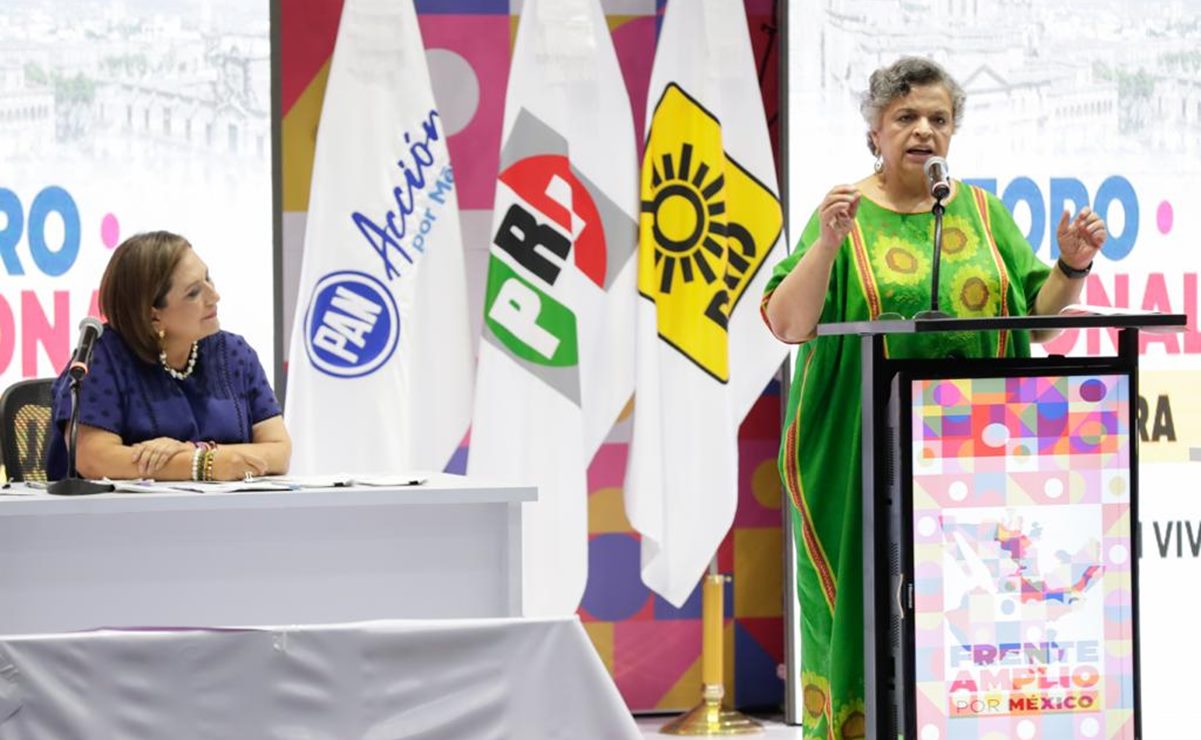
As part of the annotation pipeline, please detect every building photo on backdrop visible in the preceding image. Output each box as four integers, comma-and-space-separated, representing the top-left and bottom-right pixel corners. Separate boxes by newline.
1, 0, 1200, 737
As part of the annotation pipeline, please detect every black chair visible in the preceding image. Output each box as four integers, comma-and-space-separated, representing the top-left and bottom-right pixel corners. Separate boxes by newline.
0, 378, 54, 482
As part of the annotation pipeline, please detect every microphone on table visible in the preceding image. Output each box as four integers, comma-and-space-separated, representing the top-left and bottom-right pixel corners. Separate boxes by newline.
914, 157, 951, 320
67, 317, 104, 381
50, 316, 115, 496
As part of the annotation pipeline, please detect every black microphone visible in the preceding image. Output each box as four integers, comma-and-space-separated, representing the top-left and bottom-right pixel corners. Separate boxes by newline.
67, 317, 104, 381
914, 157, 951, 320
924, 156, 951, 200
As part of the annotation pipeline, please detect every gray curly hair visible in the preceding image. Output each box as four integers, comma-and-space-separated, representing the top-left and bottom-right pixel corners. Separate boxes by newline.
860, 57, 966, 156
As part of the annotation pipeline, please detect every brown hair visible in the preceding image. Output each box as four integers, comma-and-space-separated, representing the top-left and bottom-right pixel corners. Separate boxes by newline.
99, 231, 192, 364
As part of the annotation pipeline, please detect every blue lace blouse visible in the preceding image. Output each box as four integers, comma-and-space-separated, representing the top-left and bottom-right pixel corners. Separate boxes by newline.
47, 328, 281, 480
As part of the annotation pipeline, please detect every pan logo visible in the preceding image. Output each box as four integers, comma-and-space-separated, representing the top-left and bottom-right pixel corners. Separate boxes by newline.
303, 270, 399, 378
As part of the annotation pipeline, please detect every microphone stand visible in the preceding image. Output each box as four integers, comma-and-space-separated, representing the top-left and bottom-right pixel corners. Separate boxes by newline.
913, 195, 950, 320
48, 375, 114, 496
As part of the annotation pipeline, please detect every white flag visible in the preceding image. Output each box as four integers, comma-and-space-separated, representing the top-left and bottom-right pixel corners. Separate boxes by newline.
624, 0, 788, 607
285, 0, 473, 475
468, 0, 638, 617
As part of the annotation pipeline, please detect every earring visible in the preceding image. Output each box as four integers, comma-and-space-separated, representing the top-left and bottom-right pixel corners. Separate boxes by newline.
157, 328, 165, 348
874, 155, 884, 174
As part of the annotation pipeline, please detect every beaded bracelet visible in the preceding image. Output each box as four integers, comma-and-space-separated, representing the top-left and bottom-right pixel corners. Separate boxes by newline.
191, 447, 204, 481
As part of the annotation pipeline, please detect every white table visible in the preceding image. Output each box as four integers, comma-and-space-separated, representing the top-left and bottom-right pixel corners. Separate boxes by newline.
0, 616, 641, 740
0, 474, 534, 634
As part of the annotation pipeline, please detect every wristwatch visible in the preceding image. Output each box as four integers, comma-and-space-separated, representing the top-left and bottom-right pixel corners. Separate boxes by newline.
1057, 257, 1092, 279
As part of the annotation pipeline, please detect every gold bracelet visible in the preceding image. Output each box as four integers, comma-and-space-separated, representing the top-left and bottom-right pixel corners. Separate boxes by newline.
203, 449, 216, 481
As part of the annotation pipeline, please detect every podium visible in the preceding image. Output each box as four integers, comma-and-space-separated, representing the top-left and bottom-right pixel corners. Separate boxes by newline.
815, 312, 1186, 740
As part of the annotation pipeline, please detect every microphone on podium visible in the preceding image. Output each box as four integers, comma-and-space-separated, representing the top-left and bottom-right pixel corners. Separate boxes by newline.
924, 156, 951, 200
914, 156, 951, 320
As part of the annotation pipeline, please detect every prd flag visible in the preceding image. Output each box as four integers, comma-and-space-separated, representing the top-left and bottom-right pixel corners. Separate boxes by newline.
469, 0, 637, 617
624, 0, 787, 607
285, 0, 473, 475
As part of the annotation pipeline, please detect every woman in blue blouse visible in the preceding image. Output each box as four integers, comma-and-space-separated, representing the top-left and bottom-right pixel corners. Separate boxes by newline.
47, 231, 291, 481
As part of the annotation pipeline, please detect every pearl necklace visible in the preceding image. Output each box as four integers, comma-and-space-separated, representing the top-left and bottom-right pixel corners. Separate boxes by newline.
160, 341, 199, 380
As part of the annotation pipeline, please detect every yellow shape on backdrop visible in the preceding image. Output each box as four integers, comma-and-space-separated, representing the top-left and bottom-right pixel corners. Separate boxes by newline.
588, 486, 634, 534
1139, 370, 1201, 462
281, 59, 332, 212
734, 528, 782, 618
751, 458, 781, 510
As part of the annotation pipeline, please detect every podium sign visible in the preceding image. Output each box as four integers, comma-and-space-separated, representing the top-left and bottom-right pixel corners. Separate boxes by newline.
813, 313, 1186, 740
898, 372, 1136, 738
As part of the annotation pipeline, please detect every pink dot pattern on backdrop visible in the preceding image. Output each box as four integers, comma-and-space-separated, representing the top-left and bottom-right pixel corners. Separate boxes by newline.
101, 213, 120, 248
1157, 200, 1173, 235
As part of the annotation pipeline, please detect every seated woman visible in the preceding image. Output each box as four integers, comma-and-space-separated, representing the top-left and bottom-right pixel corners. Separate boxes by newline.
47, 231, 291, 482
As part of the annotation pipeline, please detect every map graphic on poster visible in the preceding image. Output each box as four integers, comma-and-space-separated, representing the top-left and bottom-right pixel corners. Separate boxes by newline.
911, 375, 1136, 739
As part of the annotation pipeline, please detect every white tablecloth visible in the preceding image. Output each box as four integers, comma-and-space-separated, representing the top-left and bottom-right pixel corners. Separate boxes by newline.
0, 616, 638, 740
0, 475, 533, 632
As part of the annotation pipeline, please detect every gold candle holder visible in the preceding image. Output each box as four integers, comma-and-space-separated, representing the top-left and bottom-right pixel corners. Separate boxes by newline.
660, 573, 763, 736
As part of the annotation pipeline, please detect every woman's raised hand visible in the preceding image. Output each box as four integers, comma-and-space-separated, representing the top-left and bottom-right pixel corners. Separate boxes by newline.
817, 185, 862, 250
1056, 207, 1106, 271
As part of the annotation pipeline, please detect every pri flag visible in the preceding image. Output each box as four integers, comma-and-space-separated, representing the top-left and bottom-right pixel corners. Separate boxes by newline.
285, 0, 473, 475
624, 0, 788, 607
468, 0, 638, 616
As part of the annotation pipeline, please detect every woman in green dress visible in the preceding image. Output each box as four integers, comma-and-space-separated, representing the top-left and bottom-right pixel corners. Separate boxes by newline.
761, 57, 1108, 740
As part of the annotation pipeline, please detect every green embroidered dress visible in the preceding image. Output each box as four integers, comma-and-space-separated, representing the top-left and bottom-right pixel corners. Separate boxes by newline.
762, 183, 1051, 739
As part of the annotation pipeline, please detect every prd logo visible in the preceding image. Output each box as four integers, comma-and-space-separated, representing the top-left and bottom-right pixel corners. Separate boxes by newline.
640, 83, 782, 382
303, 271, 399, 378
485, 154, 610, 369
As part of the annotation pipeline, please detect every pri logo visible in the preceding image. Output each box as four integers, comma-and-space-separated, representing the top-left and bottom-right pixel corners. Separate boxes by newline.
483, 109, 636, 403
303, 271, 399, 378
640, 83, 782, 382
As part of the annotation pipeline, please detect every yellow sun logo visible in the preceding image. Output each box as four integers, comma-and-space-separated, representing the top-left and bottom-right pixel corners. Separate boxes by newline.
639, 83, 781, 382
644, 141, 727, 294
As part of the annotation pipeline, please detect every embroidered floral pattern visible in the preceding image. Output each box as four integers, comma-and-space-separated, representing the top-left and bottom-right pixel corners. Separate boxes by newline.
801, 672, 831, 720
835, 698, 868, 740
933, 213, 980, 263
800, 671, 836, 739
868, 233, 929, 287
950, 264, 999, 316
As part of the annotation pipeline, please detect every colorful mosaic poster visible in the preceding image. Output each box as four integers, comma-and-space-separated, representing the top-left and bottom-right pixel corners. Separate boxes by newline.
910, 375, 1136, 739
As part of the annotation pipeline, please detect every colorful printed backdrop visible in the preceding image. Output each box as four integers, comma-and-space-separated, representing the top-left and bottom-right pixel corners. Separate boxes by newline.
279, 0, 785, 712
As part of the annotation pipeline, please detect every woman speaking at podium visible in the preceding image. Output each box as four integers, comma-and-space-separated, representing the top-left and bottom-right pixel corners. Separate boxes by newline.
761, 57, 1107, 738
46, 231, 291, 482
